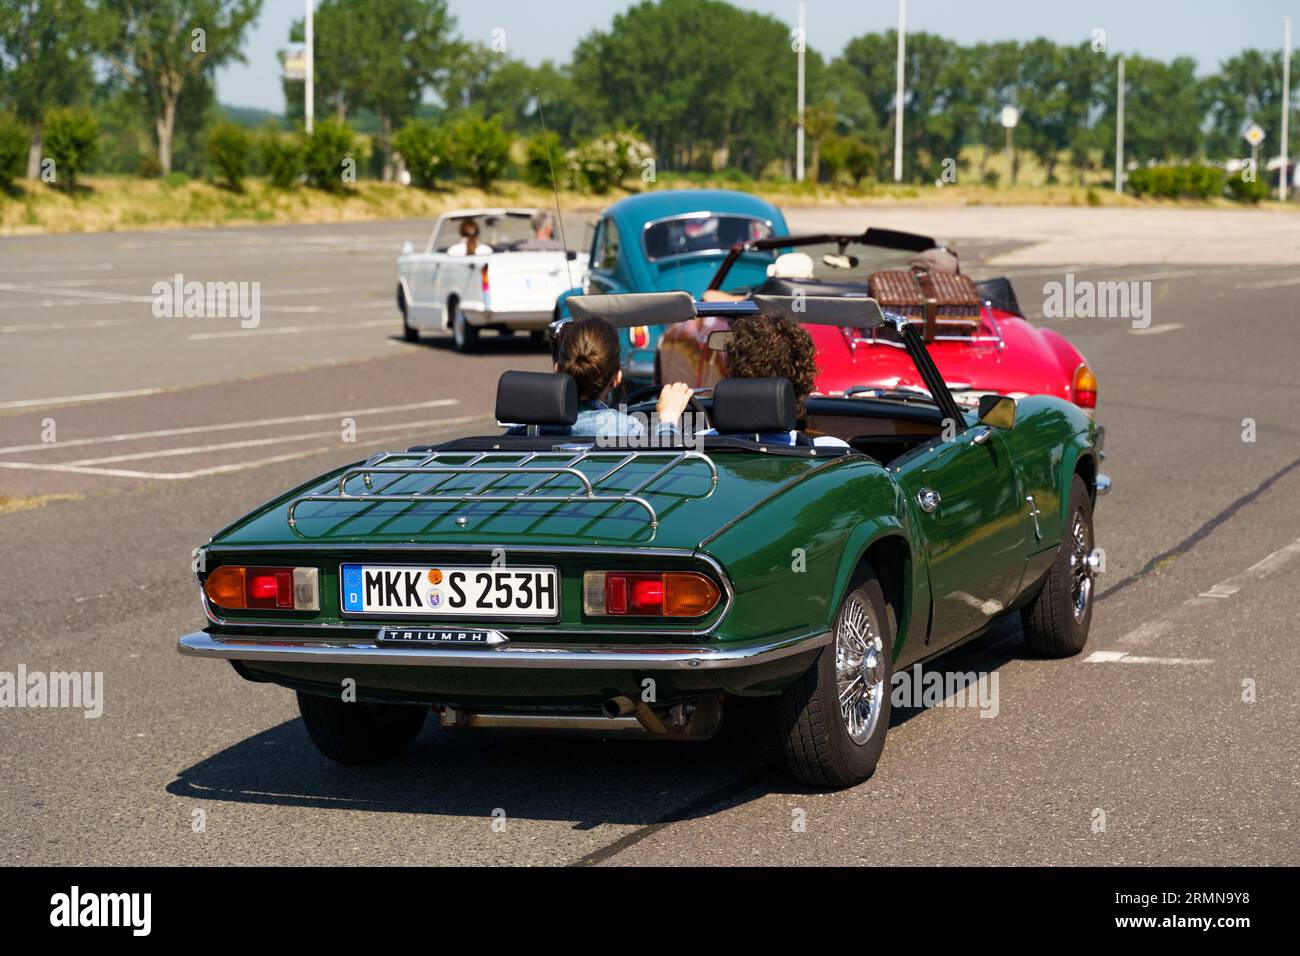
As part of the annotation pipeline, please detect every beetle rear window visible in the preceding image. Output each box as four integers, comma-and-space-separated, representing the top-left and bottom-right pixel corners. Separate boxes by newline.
643, 215, 774, 261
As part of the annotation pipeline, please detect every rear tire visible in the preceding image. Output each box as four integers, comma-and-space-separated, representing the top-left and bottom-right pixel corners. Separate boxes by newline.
451, 305, 478, 353
778, 572, 893, 788
1020, 474, 1094, 657
296, 691, 428, 764
398, 287, 418, 342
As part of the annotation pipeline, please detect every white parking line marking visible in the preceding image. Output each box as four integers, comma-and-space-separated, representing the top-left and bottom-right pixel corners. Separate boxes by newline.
1118, 619, 1174, 646
0, 263, 114, 275
1197, 584, 1240, 599
186, 316, 391, 340
0, 399, 460, 454
1232, 276, 1300, 289
1084, 651, 1213, 665
66, 417, 457, 466
0, 414, 487, 479
1128, 323, 1185, 336
0, 388, 164, 411
1, 318, 140, 333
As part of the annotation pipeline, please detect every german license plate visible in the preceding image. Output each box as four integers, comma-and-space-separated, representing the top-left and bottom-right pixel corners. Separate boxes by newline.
340, 565, 559, 618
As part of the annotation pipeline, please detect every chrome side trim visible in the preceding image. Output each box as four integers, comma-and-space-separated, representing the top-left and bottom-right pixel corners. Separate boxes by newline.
177, 628, 831, 670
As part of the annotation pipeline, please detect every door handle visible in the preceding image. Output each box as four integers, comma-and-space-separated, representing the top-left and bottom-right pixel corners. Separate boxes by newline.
970, 425, 992, 445
917, 488, 941, 513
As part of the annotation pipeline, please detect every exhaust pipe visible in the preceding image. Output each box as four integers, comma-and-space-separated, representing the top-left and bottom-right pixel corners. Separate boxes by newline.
602, 695, 668, 735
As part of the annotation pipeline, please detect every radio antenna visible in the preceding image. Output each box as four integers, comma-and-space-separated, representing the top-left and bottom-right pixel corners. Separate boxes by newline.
535, 90, 574, 292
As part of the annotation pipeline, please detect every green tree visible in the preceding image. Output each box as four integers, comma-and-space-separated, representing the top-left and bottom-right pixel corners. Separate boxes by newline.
42, 105, 99, 190
96, 0, 262, 174
0, 114, 29, 188
446, 113, 510, 188
393, 118, 450, 189
571, 0, 804, 175
0, 0, 95, 178
206, 121, 250, 190
1204, 49, 1300, 160
302, 118, 359, 191
287, 0, 460, 179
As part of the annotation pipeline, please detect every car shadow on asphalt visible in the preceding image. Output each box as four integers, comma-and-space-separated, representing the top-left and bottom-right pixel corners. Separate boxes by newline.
392, 333, 550, 355
165, 617, 1033, 823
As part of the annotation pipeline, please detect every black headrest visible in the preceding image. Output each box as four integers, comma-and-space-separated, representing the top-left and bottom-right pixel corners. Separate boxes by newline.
495, 371, 578, 426
711, 378, 797, 434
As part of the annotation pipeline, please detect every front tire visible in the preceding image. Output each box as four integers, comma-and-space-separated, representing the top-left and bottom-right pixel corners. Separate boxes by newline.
1020, 474, 1094, 657
296, 692, 428, 764
451, 305, 478, 353
778, 573, 894, 788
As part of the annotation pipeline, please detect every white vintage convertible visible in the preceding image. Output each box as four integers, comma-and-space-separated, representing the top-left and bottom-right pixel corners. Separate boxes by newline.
396, 208, 586, 352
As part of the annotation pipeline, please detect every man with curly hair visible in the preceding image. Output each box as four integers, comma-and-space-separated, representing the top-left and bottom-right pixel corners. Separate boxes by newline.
707, 311, 848, 448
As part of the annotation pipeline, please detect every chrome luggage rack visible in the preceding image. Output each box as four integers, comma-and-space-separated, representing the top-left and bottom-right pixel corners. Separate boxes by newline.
286, 448, 718, 537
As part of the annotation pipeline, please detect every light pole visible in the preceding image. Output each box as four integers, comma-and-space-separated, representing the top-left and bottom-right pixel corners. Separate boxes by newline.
1001, 106, 1019, 184
304, 0, 314, 135
1282, 17, 1291, 201
893, 0, 906, 182
1115, 56, 1125, 195
795, 0, 806, 181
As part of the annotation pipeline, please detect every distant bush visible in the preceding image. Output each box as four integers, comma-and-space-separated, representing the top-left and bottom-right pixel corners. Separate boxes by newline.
0, 114, 28, 189
206, 122, 252, 191
137, 153, 163, 179
261, 133, 303, 188
42, 107, 99, 191
522, 131, 563, 189
447, 114, 512, 189
821, 134, 877, 187
393, 119, 451, 190
1127, 163, 1223, 200
1085, 187, 1102, 206
564, 130, 652, 193
1224, 173, 1268, 203
302, 119, 359, 192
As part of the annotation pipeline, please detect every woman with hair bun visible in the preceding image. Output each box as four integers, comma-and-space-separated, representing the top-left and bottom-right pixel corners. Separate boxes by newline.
512, 316, 692, 439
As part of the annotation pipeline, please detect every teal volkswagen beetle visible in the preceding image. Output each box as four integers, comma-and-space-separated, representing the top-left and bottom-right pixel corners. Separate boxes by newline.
557, 189, 788, 386
179, 293, 1107, 788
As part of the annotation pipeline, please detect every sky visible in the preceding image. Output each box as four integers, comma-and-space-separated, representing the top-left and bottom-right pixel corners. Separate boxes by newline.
216, 0, 1299, 113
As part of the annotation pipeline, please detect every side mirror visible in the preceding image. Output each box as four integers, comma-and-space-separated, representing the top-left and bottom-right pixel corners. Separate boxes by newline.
978, 394, 1017, 430
706, 330, 734, 352
823, 253, 859, 270
566, 250, 578, 261
400, 241, 414, 255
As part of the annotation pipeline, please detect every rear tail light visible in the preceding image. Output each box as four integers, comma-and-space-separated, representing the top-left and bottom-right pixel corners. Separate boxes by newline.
481, 263, 489, 293
583, 571, 721, 617
1072, 363, 1097, 408
204, 566, 319, 611
629, 325, 649, 349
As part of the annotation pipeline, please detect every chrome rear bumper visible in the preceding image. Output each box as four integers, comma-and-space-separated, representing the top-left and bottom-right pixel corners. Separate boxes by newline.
177, 629, 829, 670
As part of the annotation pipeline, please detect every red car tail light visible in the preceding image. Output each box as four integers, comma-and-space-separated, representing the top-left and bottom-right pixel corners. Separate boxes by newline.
481, 263, 490, 293
629, 325, 650, 349
1073, 363, 1098, 408
205, 566, 319, 611
583, 571, 721, 618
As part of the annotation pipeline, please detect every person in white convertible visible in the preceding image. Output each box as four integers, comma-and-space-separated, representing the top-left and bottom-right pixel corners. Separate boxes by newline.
447, 218, 493, 256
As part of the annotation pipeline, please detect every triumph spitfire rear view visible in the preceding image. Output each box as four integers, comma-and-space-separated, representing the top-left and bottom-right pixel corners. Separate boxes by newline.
180, 292, 1108, 788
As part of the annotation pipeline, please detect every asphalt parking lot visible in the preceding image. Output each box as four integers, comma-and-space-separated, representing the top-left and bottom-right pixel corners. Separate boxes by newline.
1, 210, 1297, 865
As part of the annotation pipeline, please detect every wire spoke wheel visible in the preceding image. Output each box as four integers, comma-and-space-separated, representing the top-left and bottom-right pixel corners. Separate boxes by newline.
834, 592, 886, 745
1067, 506, 1093, 623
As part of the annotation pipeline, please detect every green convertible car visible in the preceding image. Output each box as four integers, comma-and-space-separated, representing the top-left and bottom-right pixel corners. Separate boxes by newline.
179, 292, 1108, 788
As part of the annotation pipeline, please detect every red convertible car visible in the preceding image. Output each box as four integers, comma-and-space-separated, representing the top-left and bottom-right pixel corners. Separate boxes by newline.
656, 228, 1097, 413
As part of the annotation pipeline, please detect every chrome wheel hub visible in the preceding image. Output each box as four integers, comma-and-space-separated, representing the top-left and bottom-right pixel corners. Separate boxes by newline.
1067, 507, 1093, 623
835, 594, 886, 745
